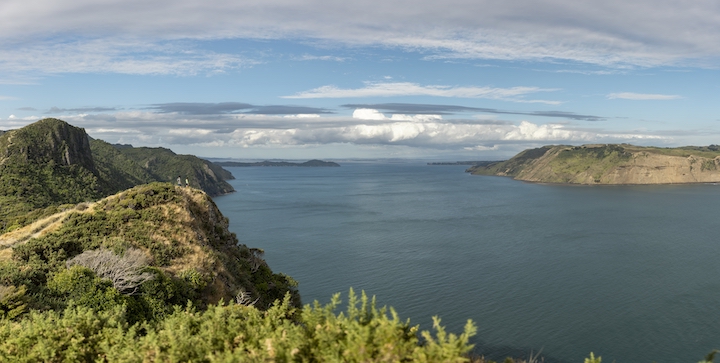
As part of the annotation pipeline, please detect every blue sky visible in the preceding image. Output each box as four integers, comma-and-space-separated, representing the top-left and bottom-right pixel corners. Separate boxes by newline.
1, 0, 719, 160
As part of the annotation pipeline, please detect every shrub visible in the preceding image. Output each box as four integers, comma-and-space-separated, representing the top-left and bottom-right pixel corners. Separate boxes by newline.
0, 285, 27, 320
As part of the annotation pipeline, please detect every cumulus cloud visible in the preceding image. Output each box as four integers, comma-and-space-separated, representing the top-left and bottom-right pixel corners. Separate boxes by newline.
607, 92, 683, 100
353, 108, 443, 122
285, 82, 562, 104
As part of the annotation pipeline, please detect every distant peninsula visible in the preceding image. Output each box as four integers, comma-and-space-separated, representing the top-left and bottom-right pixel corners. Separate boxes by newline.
467, 144, 720, 185
217, 159, 340, 167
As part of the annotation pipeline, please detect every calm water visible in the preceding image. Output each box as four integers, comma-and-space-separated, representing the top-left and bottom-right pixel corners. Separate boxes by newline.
213, 162, 720, 363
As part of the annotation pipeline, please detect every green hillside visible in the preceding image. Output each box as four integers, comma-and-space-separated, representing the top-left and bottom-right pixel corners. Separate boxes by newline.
0, 119, 234, 232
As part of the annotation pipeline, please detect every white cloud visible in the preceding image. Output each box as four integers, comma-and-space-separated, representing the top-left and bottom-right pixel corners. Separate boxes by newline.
607, 92, 683, 100
353, 108, 443, 122
286, 82, 562, 104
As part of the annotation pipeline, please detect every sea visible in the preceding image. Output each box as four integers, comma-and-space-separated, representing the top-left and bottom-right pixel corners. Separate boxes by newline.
212, 161, 720, 363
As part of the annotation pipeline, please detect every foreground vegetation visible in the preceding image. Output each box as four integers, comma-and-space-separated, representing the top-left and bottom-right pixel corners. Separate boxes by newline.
0, 289, 477, 362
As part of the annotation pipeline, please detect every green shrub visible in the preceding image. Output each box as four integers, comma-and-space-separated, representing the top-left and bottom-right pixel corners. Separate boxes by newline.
0, 285, 27, 320
0, 290, 477, 362
47, 266, 128, 312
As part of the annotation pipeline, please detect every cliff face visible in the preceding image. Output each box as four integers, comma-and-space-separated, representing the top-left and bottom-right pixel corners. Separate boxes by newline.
0, 118, 96, 172
468, 144, 720, 184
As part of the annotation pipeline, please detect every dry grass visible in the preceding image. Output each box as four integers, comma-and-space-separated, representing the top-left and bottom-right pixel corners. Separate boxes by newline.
0, 202, 97, 255
0, 248, 11, 261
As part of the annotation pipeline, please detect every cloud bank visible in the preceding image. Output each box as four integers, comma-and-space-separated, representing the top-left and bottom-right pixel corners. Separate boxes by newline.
341, 103, 606, 121
2, 0, 720, 77
284, 82, 562, 104
8, 108, 666, 155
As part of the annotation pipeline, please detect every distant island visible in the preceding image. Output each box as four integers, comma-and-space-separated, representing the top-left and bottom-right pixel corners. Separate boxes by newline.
467, 144, 720, 185
217, 159, 340, 167
428, 161, 499, 166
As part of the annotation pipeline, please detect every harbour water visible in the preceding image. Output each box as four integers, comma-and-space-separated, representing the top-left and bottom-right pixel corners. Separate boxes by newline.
213, 161, 720, 363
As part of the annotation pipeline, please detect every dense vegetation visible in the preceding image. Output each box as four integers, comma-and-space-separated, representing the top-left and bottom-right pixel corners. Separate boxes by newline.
0, 183, 299, 316
115, 145, 234, 196
0, 118, 234, 233
0, 290, 477, 362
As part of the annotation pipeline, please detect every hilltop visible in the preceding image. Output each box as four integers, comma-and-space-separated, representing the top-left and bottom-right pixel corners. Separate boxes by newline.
0, 182, 300, 315
467, 144, 720, 184
0, 118, 234, 232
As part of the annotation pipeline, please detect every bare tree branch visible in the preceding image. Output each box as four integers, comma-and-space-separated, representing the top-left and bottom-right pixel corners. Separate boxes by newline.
67, 248, 154, 295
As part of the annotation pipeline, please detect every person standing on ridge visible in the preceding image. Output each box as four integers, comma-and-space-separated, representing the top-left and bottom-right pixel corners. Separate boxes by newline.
177, 176, 182, 186
185, 178, 190, 187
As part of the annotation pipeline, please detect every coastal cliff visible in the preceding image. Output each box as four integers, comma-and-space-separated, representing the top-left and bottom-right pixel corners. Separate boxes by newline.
468, 144, 720, 184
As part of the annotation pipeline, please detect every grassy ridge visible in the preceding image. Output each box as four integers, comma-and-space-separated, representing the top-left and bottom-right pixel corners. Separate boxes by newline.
0, 183, 299, 317
468, 143, 720, 184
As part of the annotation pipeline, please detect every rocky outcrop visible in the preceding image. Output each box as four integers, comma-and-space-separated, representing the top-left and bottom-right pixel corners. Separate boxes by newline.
468, 144, 720, 184
0, 118, 96, 172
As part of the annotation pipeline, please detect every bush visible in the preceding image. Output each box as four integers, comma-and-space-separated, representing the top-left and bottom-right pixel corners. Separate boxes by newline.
0, 290, 477, 362
0, 285, 27, 320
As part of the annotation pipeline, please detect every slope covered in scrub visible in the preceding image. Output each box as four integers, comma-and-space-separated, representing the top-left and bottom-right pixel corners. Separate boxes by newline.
0, 182, 300, 317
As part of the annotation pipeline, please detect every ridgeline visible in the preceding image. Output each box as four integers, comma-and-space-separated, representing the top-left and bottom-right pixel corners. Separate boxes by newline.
0, 118, 234, 233
468, 144, 720, 185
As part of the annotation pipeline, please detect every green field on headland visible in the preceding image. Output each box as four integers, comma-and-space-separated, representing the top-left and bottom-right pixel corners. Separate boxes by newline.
468, 144, 720, 185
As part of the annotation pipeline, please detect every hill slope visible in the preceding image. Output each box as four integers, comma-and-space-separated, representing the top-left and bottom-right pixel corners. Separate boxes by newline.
0, 118, 234, 232
468, 144, 720, 184
0, 182, 300, 315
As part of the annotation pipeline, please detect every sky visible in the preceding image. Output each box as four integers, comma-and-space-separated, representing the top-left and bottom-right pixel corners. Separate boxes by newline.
1, 0, 720, 160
